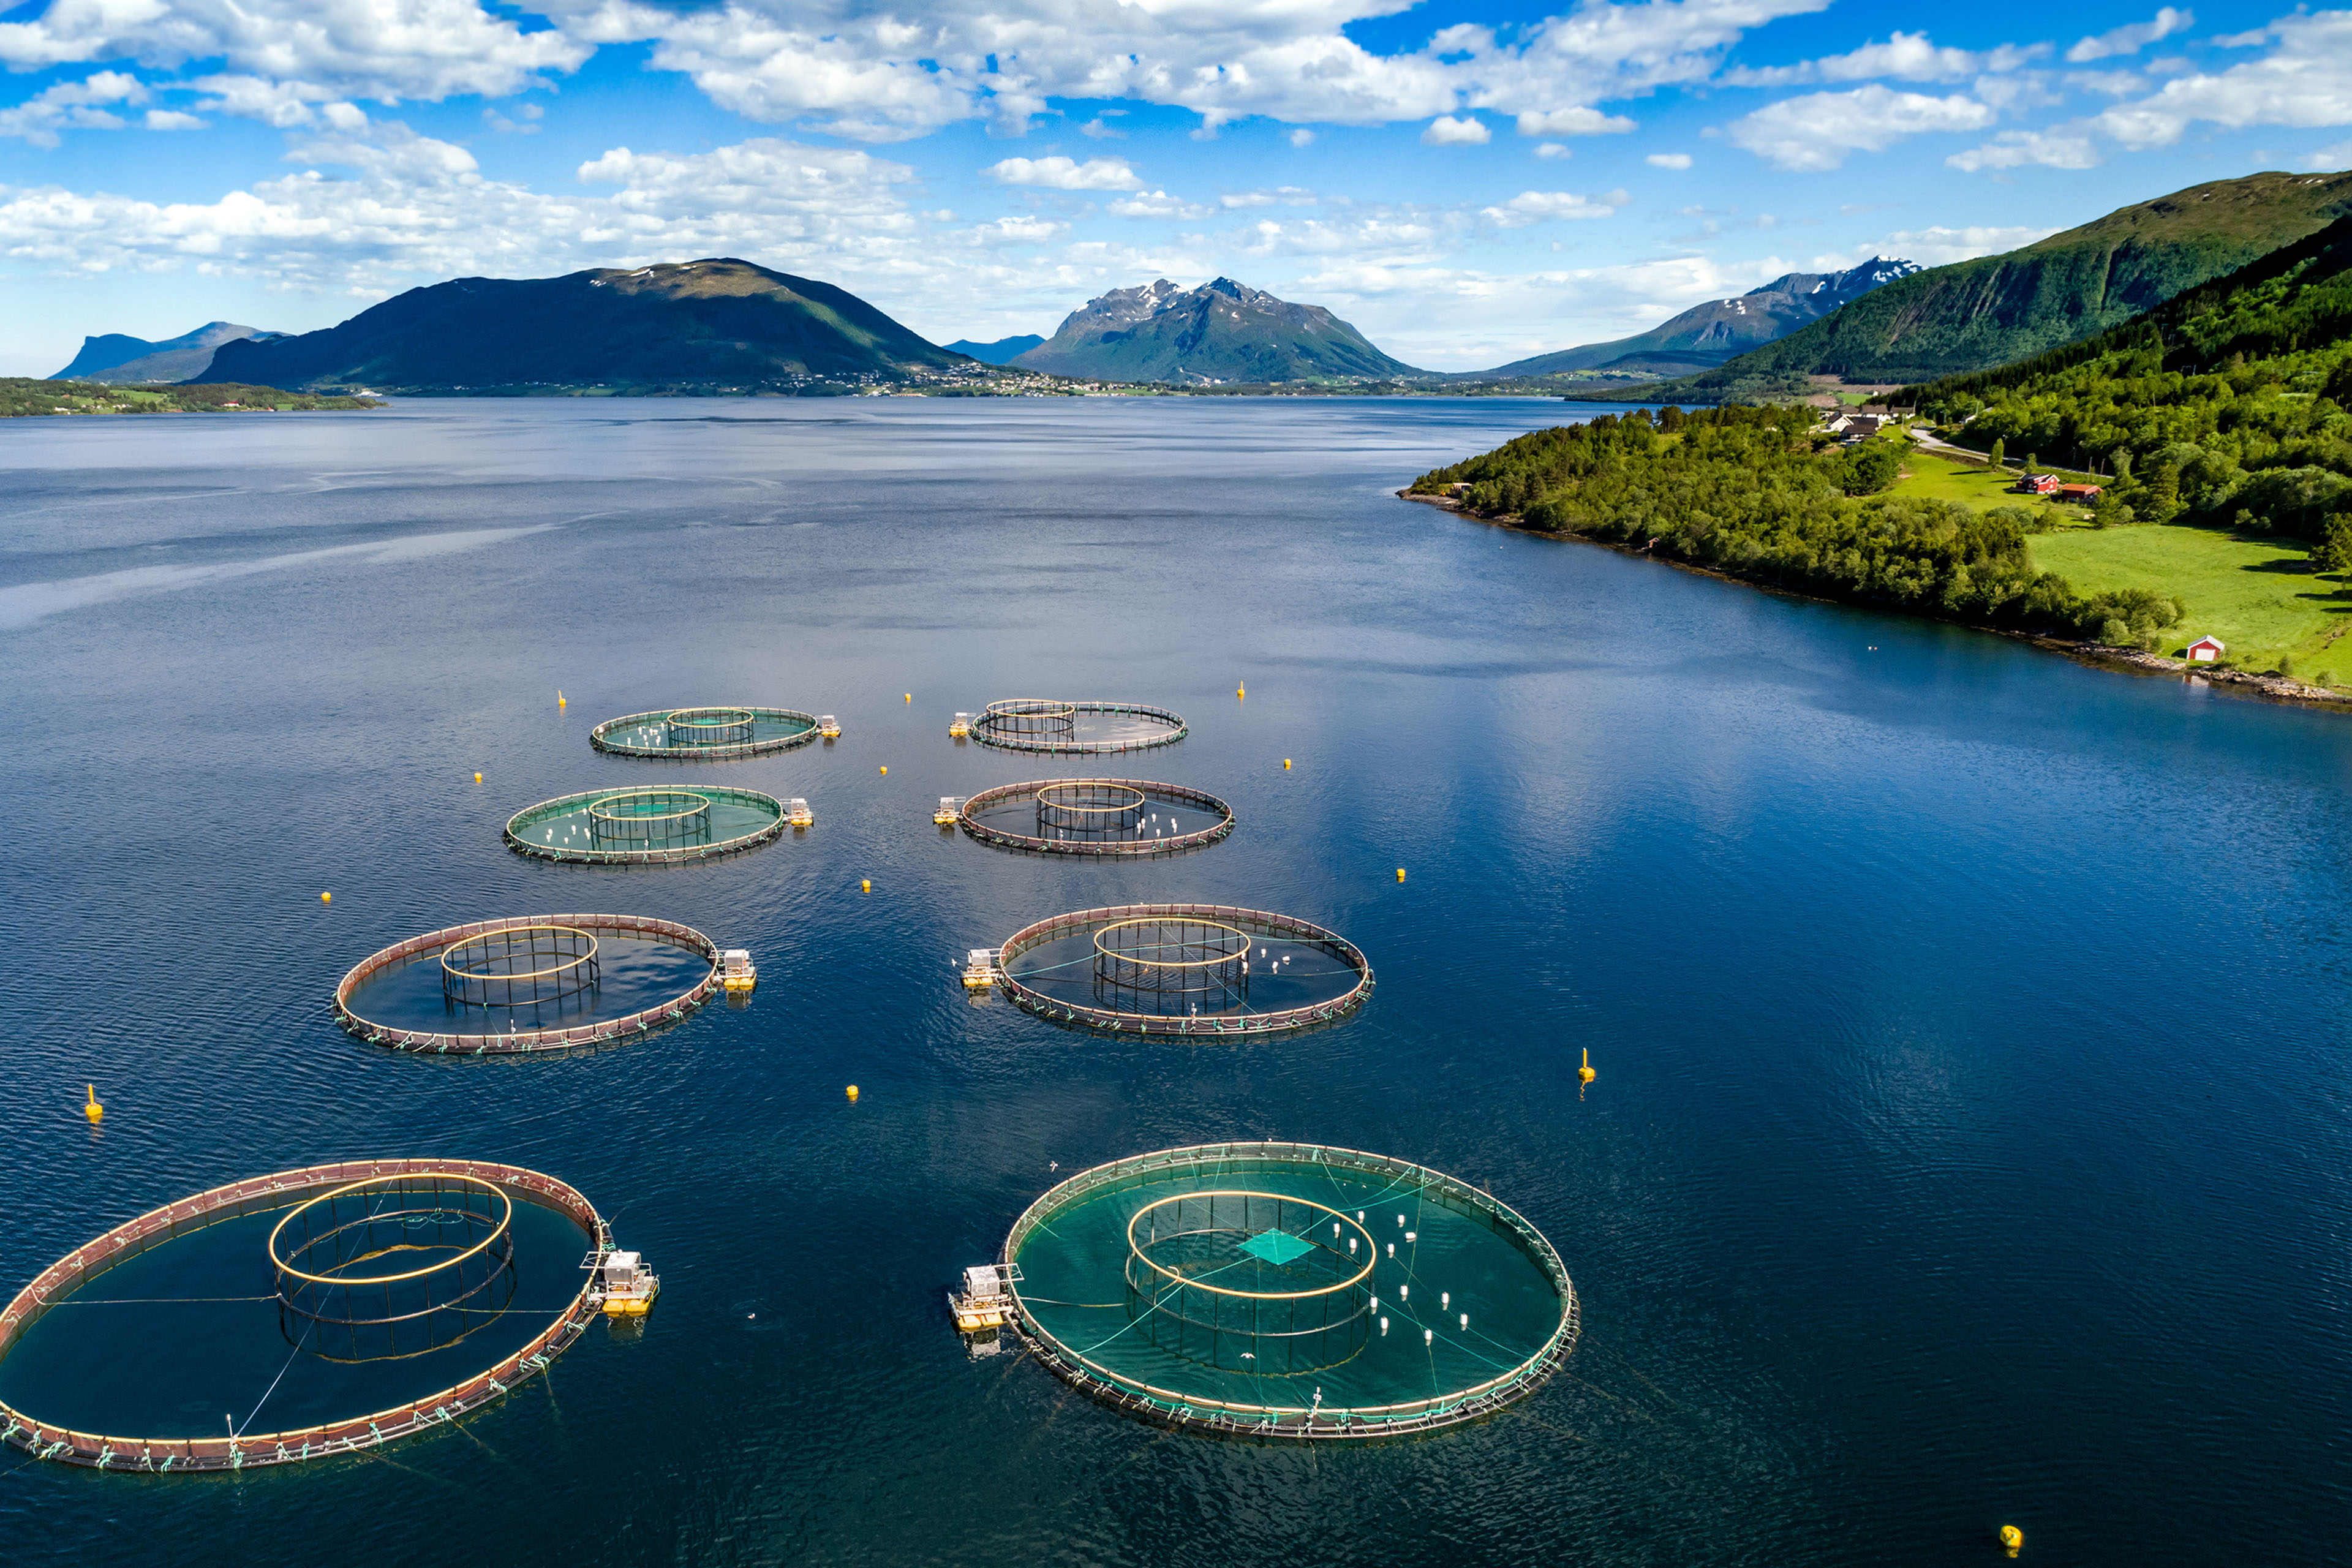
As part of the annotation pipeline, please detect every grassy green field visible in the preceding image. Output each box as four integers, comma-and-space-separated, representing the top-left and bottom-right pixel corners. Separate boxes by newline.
2027, 525, 2352, 679
1887, 449, 2081, 514
1885, 447, 2352, 679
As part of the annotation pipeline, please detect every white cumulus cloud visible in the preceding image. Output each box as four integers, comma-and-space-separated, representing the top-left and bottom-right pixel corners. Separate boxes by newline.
1513, 107, 1635, 136
1480, 188, 1632, 225
0, 0, 589, 103
1724, 31, 2045, 87
1729, 83, 1996, 170
983, 155, 1142, 190
2067, 7, 2195, 64
2086, 10, 2352, 149
1107, 189, 1213, 219
1645, 151, 1692, 167
0, 71, 156, 148
1423, 115, 1493, 145
1946, 127, 2101, 171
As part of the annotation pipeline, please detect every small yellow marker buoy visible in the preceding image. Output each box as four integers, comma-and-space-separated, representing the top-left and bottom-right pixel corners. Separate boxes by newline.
1283, 759, 1291, 769
880, 766, 887, 774
84, 1085, 102, 1123
846, 1084, 860, 1101
473, 772, 483, 783
2000, 1525, 2023, 1556
557, 690, 566, 707
1237, 684, 1245, 699
1579, 1049, 1596, 1085
320, 891, 331, 903
905, 693, 912, 703
861, 878, 872, 892
1396, 867, 1406, 882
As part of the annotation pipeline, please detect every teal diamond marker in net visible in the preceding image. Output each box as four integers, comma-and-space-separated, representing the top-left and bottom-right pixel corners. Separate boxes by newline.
1237, 1229, 1316, 1265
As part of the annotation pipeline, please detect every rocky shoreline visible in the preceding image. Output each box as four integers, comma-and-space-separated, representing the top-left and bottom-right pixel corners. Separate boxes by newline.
1400, 489, 2352, 712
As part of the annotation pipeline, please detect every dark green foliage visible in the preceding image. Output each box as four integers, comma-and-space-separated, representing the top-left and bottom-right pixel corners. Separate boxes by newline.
1912, 216, 2352, 542
1410, 406, 2175, 639
1838, 442, 1900, 495
0, 379, 375, 417
2314, 513, 2352, 571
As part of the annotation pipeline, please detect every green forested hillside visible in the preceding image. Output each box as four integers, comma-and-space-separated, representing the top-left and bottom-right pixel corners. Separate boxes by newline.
208, 259, 971, 393
1409, 407, 2180, 644
1911, 214, 2352, 549
1628, 172, 2352, 402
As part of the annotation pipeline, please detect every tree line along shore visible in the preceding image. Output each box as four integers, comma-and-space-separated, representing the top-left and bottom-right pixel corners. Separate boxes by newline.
0, 379, 379, 418
1414, 217, 2352, 703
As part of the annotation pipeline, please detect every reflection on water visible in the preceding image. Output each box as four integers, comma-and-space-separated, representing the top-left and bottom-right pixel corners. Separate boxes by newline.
1, 398, 2349, 1566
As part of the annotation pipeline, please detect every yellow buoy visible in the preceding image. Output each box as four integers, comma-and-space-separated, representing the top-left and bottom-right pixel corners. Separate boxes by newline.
1396, 867, 1406, 882
84, 1085, 102, 1123
1283, 759, 1291, 770
557, 690, 566, 707
846, 1084, 861, 1101
1579, 1049, 1596, 1085
861, 878, 872, 892
905, 693, 911, 703
320, 891, 331, 903
473, 772, 483, 783
880, 766, 887, 774
1237, 685, 1245, 699
2000, 1525, 2023, 1555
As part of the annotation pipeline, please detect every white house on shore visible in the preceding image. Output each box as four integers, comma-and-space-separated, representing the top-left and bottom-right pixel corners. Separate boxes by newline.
2187, 636, 2225, 662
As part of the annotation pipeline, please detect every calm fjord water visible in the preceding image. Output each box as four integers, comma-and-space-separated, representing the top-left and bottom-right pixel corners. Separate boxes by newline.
1, 398, 2346, 1565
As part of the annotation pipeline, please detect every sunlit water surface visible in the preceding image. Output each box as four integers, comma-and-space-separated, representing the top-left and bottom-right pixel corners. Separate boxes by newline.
1, 397, 2346, 1566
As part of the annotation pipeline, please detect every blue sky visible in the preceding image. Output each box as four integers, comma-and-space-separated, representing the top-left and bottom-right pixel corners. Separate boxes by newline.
1, 0, 2346, 374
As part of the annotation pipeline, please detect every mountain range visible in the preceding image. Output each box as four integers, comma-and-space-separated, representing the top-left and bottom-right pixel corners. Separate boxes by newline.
56, 321, 282, 383
59, 171, 2352, 401
1640, 170, 2352, 399
206, 260, 968, 393
946, 334, 1044, 364
1479, 259, 1919, 379
1013, 277, 1425, 382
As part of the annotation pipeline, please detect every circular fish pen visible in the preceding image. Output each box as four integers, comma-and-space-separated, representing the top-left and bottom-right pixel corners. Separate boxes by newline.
335, 914, 720, 1054
993, 903, 1371, 1036
270, 1173, 516, 1364
589, 706, 819, 760
0, 1159, 622, 1471
505, 786, 786, 864
1003, 1141, 1578, 1439
972, 699, 1186, 755
959, 779, 1233, 857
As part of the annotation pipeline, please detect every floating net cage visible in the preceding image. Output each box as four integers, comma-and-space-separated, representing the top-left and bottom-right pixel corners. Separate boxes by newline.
1093, 917, 1251, 1016
440, 924, 601, 1011
1123, 1193, 1373, 1375
1003, 1142, 1578, 1440
663, 708, 754, 747
972, 699, 1186, 756
959, 778, 1234, 858
505, 786, 786, 865
994, 903, 1372, 1036
270, 1173, 516, 1365
0, 1159, 616, 1472
589, 705, 820, 761
335, 914, 720, 1055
